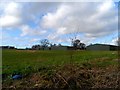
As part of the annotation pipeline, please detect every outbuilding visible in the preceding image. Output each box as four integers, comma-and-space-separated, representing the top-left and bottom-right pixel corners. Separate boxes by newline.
86, 44, 118, 51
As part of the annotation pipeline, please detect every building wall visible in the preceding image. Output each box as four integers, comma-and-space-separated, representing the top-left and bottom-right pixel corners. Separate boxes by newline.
86, 44, 110, 51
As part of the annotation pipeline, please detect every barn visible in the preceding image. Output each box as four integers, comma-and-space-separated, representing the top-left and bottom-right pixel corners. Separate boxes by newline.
86, 44, 118, 51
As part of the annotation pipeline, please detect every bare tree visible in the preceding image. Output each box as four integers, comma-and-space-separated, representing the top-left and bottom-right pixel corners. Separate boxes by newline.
72, 39, 80, 48
65, 24, 81, 62
66, 24, 81, 46
40, 39, 49, 50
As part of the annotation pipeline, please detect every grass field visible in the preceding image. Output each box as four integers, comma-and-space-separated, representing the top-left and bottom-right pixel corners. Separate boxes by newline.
2, 49, 119, 88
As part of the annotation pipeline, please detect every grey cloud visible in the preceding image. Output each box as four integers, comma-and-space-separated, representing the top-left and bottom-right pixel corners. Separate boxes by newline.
1, 1, 118, 45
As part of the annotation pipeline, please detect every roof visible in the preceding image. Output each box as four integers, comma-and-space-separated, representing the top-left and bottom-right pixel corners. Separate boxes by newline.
87, 44, 117, 47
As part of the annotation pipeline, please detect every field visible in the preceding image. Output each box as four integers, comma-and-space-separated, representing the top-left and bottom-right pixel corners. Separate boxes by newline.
2, 50, 120, 89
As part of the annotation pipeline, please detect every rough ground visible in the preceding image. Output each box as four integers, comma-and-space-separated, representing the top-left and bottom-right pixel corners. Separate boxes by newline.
2, 62, 120, 89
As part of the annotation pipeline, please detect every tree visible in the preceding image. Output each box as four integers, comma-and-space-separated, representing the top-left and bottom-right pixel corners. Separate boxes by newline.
72, 39, 80, 48
64, 24, 80, 46
72, 39, 86, 50
58, 43, 62, 46
40, 39, 49, 50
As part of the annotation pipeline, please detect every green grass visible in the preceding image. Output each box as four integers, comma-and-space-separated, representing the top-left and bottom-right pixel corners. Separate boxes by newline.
2, 50, 118, 76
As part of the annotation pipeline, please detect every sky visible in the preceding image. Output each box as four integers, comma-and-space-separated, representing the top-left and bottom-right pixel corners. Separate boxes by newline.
0, 0, 119, 48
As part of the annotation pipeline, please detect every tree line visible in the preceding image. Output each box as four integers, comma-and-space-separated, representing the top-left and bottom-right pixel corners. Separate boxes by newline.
31, 38, 86, 50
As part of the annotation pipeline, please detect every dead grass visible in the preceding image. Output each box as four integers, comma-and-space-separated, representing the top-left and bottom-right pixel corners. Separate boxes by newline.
2, 63, 120, 89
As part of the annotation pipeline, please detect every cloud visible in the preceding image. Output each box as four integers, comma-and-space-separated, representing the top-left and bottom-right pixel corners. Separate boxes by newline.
29, 38, 40, 43
0, 15, 22, 27
0, 2, 22, 28
1, 1, 118, 47
20, 25, 46, 36
41, 1, 117, 39
112, 37, 118, 45
41, 4, 71, 29
0, 2, 60, 36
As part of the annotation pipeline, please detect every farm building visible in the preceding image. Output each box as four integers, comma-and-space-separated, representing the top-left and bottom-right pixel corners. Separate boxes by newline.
86, 44, 118, 51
